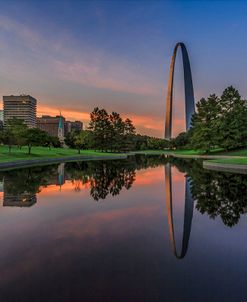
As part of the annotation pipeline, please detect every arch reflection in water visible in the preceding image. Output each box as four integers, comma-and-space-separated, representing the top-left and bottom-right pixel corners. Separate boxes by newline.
165, 163, 194, 259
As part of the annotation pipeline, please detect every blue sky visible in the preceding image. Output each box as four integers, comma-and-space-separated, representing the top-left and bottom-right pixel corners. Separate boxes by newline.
0, 0, 247, 136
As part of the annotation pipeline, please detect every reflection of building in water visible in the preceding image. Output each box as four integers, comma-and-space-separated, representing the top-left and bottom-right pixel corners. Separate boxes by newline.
165, 163, 194, 259
58, 163, 65, 188
3, 193, 37, 207
0, 181, 4, 192
1, 163, 66, 207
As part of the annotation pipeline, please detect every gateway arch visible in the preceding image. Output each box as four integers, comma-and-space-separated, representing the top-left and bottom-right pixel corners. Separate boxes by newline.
165, 42, 195, 139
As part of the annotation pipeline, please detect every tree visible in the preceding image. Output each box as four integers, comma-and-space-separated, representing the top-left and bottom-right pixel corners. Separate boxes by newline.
218, 86, 247, 150
64, 130, 78, 149
7, 118, 28, 149
147, 137, 169, 150
74, 131, 90, 153
189, 86, 247, 152
25, 128, 48, 155
123, 118, 136, 151
2, 118, 28, 152
2, 128, 16, 153
190, 94, 220, 152
174, 132, 190, 149
109, 112, 125, 151
88, 107, 113, 152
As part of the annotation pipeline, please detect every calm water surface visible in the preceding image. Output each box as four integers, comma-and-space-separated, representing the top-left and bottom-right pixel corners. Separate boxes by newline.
0, 156, 247, 302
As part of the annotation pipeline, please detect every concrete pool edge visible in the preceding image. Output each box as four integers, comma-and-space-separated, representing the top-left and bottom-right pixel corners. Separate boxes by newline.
203, 161, 247, 174
0, 154, 128, 171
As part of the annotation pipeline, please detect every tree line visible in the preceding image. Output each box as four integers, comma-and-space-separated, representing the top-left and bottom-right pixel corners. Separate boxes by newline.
1, 118, 61, 154
65, 107, 169, 152
1, 86, 245, 154
1, 107, 169, 154
172, 86, 247, 152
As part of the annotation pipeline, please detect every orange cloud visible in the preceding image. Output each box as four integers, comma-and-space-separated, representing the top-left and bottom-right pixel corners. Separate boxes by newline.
0, 101, 184, 137
135, 167, 164, 186
38, 104, 165, 136
37, 105, 90, 122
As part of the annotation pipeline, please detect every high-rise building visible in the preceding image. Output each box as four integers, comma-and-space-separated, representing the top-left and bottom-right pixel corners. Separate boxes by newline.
3, 193, 37, 207
3, 95, 37, 128
64, 120, 83, 135
0, 110, 4, 131
37, 115, 65, 137
64, 121, 72, 136
0, 110, 3, 122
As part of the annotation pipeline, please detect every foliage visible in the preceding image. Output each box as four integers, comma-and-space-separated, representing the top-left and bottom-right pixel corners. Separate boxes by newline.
190, 94, 220, 152
2, 118, 28, 153
25, 128, 49, 154
88, 107, 113, 151
189, 86, 247, 152
73, 131, 90, 153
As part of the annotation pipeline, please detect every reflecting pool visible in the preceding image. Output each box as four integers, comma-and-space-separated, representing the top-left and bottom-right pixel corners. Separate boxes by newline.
0, 156, 247, 302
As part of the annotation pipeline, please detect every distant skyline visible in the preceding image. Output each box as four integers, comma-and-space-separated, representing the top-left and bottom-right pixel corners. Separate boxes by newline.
1, 0, 247, 137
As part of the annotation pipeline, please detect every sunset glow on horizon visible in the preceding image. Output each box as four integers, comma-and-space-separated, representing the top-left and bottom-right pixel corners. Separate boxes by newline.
1, 1, 247, 137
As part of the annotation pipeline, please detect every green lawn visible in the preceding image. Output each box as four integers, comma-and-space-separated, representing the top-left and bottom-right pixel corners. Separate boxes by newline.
0, 146, 122, 163
208, 158, 247, 165
217, 149, 247, 156
130, 150, 169, 155
165, 148, 224, 155
3, 145, 247, 166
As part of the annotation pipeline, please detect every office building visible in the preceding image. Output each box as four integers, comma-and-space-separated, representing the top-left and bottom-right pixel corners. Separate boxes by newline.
64, 120, 83, 135
3, 95, 37, 128
71, 120, 83, 132
37, 115, 65, 138
0, 110, 3, 131
3, 193, 37, 207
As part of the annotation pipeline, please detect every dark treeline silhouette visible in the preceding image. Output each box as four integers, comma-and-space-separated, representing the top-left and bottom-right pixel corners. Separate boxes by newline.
65, 107, 169, 152
0, 155, 169, 205
66, 155, 168, 200
2, 156, 247, 227
171, 86, 247, 152
169, 158, 247, 227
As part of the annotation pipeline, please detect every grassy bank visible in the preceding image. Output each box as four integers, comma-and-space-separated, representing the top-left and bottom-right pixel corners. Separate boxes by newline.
0, 146, 123, 163
208, 158, 247, 165
2, 145, 247, 167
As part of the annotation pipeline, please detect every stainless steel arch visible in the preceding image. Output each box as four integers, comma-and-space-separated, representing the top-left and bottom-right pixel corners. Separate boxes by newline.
165, 42, 195, 139
165, 163, 194, 259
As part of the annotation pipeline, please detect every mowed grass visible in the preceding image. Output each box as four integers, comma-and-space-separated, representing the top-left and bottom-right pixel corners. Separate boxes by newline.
209, 158, 247, 165
167, 148, 224, 155
217, 149, 247, 156
0, 146, 122, 163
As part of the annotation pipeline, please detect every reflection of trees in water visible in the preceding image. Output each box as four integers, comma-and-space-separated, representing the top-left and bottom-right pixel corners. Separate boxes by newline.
0, 155, 169, 205
66, 155, 168, 201
0, 166, 58, 195
1, 156, 247, 226
169, 158, 247, 227
190, 166, 247, 227
66, 160, 136, 200
0, 166, 58, 207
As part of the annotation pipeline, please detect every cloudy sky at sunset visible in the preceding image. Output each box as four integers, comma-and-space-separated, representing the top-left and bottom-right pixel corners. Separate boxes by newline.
1, 0, 247, 137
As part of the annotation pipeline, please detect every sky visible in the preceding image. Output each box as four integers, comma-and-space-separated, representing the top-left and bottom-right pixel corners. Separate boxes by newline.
1, 0, 247, 137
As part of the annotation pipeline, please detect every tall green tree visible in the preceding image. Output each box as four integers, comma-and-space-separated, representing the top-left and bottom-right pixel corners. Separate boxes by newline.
25, 128, 48, 155
218, 86, 247, 150
88, 107, 113, 152
123, 118, 136, 151
109, 112, 125, 151
74, 131, 91, 153
7, 118, 28, 149
190, 94, 220, 152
